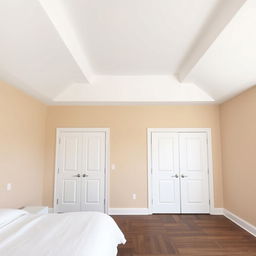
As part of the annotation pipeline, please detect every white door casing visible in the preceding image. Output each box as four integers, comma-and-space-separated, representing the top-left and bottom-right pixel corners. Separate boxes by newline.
148, 129, 212, 214
54, 128, 109, 213
151, 132, 180, 213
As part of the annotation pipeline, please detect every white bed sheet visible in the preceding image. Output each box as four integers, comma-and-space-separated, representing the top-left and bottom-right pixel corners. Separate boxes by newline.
0, 212, 125, 256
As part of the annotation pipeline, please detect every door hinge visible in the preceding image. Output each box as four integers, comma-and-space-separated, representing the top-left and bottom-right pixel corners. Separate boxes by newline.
209, 199, 210, 204
56, 198, 59, 205
104, 198, 106, 205
57, 168, 60, 174
59, 138, 61, 144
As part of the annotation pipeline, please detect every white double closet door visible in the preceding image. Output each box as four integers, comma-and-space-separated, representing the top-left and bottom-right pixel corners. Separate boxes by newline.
151, 132, 210, 214
55, 130, 106, 213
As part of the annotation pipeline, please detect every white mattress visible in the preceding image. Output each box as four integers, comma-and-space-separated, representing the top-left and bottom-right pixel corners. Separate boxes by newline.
0, 211, 126, 256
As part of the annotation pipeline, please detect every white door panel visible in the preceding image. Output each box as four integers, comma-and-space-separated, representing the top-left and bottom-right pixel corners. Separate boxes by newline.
56, 131, 106, 213
64, 136, 79, 171
57, 133, 83, 212
87, 136, 101, 171
81, 133, 105, 212
62, 179, 78, 203
86, 180, 100, 203
151, 131, 210, 214
159, 180, 176, 203
179, 133, 209, 213
151, 132, 180, 213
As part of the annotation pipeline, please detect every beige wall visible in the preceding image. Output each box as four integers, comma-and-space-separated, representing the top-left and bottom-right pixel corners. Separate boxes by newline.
0, 81, 46, 208
220, 86, 256, 226
44, 105, 223, 208
3, 78, 256, 225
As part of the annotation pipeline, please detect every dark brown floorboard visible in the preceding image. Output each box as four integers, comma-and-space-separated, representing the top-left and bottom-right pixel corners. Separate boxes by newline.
112, 214, 256, 256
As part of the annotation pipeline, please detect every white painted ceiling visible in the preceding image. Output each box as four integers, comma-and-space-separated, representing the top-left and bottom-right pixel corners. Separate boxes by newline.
0, 0, 86, 100
0, 0, 254, 104
63, 0, 218, 75
185, 0, 256, 102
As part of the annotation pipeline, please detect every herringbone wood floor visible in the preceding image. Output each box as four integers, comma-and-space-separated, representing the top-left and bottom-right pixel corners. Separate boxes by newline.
112, 214, 256, 256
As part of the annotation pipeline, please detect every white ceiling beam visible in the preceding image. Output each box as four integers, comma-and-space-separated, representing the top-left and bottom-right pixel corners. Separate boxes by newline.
53, 75, 214, 104
38, 0, 94, 84
177, 0, 247, 82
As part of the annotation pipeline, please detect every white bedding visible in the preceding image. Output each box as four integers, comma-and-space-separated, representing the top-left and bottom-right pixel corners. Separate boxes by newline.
0, 211, 126, 256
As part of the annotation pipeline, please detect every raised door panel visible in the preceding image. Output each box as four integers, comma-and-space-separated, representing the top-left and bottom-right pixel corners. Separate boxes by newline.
179, 133, 209, 213
83, 178, 103, 208
159, 180, 176, 203
62, 179, 78, 204
87, 136, 101, 172
158, 137, 174, 172
86, 180, 100, 203
151, 132, 180, 213
186, 180, 203, 203
63, 136, 80, 172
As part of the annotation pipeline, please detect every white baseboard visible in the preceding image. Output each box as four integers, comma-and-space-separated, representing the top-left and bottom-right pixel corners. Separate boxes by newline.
210, 208, 223, 215
109, 208, 150, 215
109, 207, 224, 216
110, 208, 223, 215
223, 209, 256, 237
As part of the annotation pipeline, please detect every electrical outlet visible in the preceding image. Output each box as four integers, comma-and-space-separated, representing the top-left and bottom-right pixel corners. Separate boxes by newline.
6, 183, 12, 191
132, 193, 136, 200
111, 164, 116, 170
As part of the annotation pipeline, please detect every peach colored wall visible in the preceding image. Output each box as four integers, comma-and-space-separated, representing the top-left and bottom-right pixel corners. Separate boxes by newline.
220, 86, 256, 226
44, 105, 223, 208
0, 81, 46, 208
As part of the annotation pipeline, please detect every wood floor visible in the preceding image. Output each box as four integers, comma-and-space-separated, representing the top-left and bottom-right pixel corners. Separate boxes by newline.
112, 214, 256, 256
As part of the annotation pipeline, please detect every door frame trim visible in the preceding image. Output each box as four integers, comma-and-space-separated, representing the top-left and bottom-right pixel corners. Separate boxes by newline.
54, 128, 110, 214
147, 128, 215, 214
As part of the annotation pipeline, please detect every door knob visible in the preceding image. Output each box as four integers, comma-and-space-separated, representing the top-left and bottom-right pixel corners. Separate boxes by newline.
73, 174, 80, 177
171, 174, 179, 178
82, 174, 88, 178
181, 174, 188, 178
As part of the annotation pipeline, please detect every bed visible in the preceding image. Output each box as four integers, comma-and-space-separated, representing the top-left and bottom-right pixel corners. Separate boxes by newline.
0, 209, 126, 256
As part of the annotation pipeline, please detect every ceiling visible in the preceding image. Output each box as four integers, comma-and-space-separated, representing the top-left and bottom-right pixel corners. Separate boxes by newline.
0, 0, 255, 104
